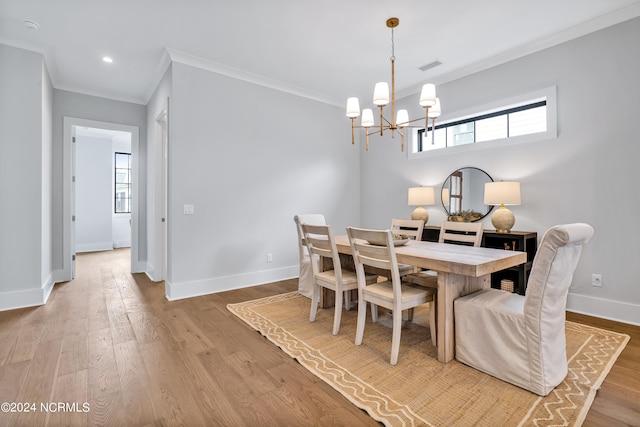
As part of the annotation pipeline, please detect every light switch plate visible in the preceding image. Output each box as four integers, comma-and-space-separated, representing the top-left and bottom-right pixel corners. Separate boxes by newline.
184, 204, 194, 215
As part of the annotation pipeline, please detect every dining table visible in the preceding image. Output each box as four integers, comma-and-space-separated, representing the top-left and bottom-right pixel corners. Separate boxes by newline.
330, 235, 527, 363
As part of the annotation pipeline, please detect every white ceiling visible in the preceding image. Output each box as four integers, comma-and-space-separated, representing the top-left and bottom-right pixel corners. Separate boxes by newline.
2, 0, 640, 106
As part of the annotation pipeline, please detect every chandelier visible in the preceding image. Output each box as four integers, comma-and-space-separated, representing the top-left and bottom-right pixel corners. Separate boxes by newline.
346, 17, 442, 151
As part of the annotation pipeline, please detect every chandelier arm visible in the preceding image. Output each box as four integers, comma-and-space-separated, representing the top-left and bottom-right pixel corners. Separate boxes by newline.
351, 118, 356, 144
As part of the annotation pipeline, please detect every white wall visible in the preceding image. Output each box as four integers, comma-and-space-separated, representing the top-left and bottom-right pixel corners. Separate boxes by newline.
76, 135, 112, 251
0, 44, 53, 310
165, 61, 360, 299
75, 135, 115, 252
359, 17, 640, 325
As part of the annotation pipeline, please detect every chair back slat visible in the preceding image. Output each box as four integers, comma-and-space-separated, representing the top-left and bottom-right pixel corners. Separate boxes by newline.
439, 221, 483, 247
390, 218, 424, 241
347, 226, 401, 287
301, 223, 341, 279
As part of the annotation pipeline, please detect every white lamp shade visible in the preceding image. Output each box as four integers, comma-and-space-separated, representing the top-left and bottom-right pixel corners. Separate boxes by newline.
428, 97, 441, 118
396, 109, 409, 127
484, 181, 521, 206
408, 186, 435, 206
361, 108, 374, 127
373, 82, 390, 106
419, 83, 436, 107
346, 97, 361, 118
441, 188, 450, 207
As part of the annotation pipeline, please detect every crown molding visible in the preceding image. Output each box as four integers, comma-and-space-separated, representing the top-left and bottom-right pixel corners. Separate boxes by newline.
165, 48, 342, 107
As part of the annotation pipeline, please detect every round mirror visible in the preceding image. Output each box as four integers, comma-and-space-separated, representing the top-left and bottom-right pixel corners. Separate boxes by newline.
441, 167, 494, 222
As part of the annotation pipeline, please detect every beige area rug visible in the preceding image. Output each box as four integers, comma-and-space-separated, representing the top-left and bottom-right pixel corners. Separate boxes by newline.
227, 292, 629, 427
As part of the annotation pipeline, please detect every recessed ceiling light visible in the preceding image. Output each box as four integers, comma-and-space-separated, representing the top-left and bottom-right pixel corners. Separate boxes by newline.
21, 19, 40, 30
102, 56, 114, 63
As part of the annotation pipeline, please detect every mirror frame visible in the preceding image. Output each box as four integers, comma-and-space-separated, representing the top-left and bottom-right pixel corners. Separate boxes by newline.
441, 167, 494, 222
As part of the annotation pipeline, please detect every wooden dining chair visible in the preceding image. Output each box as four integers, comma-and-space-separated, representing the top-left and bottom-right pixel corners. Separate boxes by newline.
404, 220, 484, 337
301, 223, 377, 335
390, 218, 424, 241
389, 218, 425, 276
347, 226, 436, 365
406, 220, 484, 288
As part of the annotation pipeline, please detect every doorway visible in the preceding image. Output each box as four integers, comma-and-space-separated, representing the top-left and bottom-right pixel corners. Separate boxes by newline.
62, 117, 141, 280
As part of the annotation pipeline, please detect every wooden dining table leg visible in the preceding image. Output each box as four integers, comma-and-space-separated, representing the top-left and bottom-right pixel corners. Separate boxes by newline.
436, 272, 491, 363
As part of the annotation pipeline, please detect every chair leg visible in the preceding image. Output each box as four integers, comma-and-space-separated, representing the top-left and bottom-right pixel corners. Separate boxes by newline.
370, 304, 379, 323
344, 290, 352, 311
390, 309, 402, 365
333, 288, 343, 335
309, 284, 320, 322
355, 300, 366, 345
406, 308, 415, 321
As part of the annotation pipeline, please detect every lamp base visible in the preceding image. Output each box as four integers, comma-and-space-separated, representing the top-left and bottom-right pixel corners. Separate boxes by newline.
491, 206, 515, 233
411, 206, 429, 224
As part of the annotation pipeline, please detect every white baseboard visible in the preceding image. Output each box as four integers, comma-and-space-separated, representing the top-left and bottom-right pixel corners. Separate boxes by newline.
165, 265, 299, 301
0, 275, 55, 312
145, 262, 164, 282
113, 241, 131, 249
567, 292, 640, 326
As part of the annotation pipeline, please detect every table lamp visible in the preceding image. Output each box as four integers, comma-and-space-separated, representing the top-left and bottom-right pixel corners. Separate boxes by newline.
441, 188, 450, 207
484, 181, 521, 233
408, 186, 435, 224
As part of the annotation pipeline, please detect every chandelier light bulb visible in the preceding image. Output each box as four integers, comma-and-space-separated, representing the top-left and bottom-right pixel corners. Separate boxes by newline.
419, 84, 436, 107
346, 97, 361, 118
373, 82, 390, 106
361, 109, 375, 127
396, 109, 409, 127
428, 98, 442, 118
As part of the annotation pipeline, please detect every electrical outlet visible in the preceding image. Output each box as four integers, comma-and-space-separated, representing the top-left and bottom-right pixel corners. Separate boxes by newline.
267, 253, 273, 262
592, 274, 602, 287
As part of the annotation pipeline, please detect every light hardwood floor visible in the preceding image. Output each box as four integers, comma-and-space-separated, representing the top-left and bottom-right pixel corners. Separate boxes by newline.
0, 248, 637, 426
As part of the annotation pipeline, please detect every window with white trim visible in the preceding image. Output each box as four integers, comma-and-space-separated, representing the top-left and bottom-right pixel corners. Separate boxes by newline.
410, 87, 557, 157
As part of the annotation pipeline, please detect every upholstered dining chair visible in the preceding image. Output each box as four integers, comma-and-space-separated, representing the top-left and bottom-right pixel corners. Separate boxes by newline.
454, 223, 594, 396
294, 214, 326, 298
347, 226, 436, 365
404, 220, 484, 332
301, 223, 377, 335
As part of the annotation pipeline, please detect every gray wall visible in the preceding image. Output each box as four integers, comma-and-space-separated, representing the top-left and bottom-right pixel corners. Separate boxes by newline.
165, 61, 360, 299
359, 17, 640, 324
0, 44, 53, 309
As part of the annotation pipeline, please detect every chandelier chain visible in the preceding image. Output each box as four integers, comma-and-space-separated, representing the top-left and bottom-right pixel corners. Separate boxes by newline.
390, 27, 396, 61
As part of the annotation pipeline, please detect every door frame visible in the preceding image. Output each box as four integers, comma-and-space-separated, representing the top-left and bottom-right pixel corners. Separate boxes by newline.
62, 117, 141, 280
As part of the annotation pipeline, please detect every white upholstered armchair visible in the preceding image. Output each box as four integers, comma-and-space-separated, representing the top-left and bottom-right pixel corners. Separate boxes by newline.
454, 223, 594, 396
293, 214, 326, 298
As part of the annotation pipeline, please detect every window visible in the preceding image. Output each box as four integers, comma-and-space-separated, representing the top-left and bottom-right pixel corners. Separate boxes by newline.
114, 152, 131, 213
410, 86, 557, 158
417, 100, 547, 151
